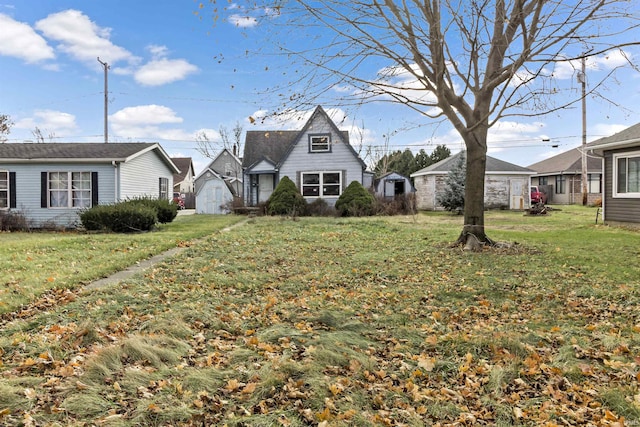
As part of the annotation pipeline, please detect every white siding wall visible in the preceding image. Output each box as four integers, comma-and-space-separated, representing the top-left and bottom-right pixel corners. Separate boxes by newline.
279, 115, 363, 205
119, 151, 174, 200
1, 162, 115, 228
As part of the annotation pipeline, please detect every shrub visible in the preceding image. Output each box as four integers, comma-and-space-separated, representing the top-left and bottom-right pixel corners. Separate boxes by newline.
437, 152, 465, 213
267, 176, 307, 215
0, 210, 30, 231
80, 203, 158, 233
335, 181, 375, 216
307, 198, 337, 216
124, 197, 178, 223
373, 193, 416, 216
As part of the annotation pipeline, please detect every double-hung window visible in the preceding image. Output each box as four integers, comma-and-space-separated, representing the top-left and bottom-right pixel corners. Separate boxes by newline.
555, 175, 565, 194
159, 177, 169, 199
614, 151, 640, 197
48, 171, 92, 208
0, 171, 8, 209
301, 171, 342, 197
588, 173, 601, 194
309, 134, 331, 153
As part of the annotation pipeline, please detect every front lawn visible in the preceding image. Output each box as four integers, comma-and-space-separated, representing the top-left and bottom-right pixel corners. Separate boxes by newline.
0, 214, 243, 314
1, 206, 638, 426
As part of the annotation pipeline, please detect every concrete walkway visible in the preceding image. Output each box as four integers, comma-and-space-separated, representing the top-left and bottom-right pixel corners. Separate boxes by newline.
82, 218, 248, 292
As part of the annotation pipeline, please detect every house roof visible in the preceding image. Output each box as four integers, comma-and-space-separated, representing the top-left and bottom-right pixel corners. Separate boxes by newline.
171, 157, 193, 182
586, 122, 640, 154
527, 147, 602, 175
0, 142, 180, 173
410, 151, 534, 177
242, 106, 364, 170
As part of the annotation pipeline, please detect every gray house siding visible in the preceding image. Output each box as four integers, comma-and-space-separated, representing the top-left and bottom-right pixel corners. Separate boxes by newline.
602, 149, 640, 223
278, 119, 363, 206
3, 162, 115, 228
120, 151, 174, 200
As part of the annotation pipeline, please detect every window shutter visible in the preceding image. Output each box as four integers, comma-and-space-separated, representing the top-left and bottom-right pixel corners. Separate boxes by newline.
9, 172, 16, 208
91, 172, 99, 207
159, 178, 162, 198
41, 172, 47, 208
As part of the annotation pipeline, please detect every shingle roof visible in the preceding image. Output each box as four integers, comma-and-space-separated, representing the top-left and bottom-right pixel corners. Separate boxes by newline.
0, 142, 157, 160
242, 130, 299, 168
586, 122, 640, 152
411, 151, 534, 177
171, 157, 193, 181
527, 147, 602, 175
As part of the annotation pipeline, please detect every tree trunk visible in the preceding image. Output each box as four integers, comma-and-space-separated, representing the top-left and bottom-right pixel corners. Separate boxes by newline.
456, 129, 493, 250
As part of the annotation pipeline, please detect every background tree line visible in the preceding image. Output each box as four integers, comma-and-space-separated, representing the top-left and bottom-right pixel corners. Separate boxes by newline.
374, 144, 450, 178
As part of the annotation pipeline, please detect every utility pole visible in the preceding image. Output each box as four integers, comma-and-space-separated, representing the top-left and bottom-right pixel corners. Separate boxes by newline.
578, 56, 588, 205
97, 57, 109, 143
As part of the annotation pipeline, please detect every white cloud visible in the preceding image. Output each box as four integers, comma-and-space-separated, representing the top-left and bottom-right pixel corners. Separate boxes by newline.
590, 122, 628, 141
110, 105, 183, 126
228, 14, 258, 28
0, 14, 55, 63
35, 9, 136, 66
109, 105, 199, 141
134, 58, 199, 86
14, 110, 78, 137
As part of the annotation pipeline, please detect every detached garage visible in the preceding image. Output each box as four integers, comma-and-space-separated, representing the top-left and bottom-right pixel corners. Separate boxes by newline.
410, 151, 535, 211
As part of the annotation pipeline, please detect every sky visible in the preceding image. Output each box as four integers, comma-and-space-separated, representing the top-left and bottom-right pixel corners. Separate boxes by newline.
2, 1, 640, 175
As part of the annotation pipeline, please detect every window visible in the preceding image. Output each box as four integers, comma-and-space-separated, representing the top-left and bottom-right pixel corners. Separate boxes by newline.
301, 172, 342, 197
614, 152, 640, 197
159, 177, 169, 199
538, 176, 548, 186
588, 173, 601, 194
309, 134, 331, 153
0, 171, 8, 209
47, 171, 92, 208
555, 175, 565, 194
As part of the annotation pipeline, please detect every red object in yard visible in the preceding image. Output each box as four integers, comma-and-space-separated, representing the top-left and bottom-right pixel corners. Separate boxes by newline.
530, 186, 545, 204
173, 192, 185, 209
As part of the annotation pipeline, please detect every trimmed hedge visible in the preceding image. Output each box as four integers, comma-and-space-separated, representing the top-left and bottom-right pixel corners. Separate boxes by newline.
79, 197, 177, 233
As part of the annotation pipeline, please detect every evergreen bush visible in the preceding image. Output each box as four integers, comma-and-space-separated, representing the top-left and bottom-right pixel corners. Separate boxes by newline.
124, 197, 177, 223
335, 181, 375, 216
436, 152, 466, 213
267, 176, 307, 215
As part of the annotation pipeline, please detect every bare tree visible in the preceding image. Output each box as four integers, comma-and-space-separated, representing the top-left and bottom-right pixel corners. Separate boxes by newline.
202, 0, 640, 248
196, 121, 245, 159
0, 114, 13, 143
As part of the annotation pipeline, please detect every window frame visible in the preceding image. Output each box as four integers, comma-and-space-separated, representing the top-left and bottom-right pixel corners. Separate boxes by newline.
308, 134, 332, 153
613, 151, 640, 198
301, 171, 342, 198
47, 171, 92, 209
0, 171, 8, 209
555, 175, 566, 194
587, 173, 601, 194
159, 177, 169, 199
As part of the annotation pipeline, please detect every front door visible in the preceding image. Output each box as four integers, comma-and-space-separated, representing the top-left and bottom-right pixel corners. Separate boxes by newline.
509, 179, 524, 210
258, 174, 274, 203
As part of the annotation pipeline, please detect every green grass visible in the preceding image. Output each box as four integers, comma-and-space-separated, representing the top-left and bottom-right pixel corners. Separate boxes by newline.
1, 206, 639, 426
0, 214, 243, 314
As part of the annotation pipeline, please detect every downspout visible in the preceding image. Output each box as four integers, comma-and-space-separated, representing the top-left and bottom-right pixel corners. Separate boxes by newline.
112, 161, 119, 203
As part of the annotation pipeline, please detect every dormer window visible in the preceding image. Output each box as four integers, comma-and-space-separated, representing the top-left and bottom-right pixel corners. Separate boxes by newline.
309, 134, 331, 153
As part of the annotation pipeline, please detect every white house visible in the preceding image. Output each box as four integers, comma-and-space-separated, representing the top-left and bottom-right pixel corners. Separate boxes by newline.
0, 143, 179, 228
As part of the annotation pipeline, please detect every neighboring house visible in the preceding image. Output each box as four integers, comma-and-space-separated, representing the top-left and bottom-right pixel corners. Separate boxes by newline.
0, 143, 179, 228
171, 157, 196, 209
586, 122, 640, 225
194, 168, 236, 214
527, 147, 602, 205
196, 148, 243, 198
242, 106, 369, 206
171, 157, 195, 194
373, 171, 415, 199
410, 151, 534, 210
